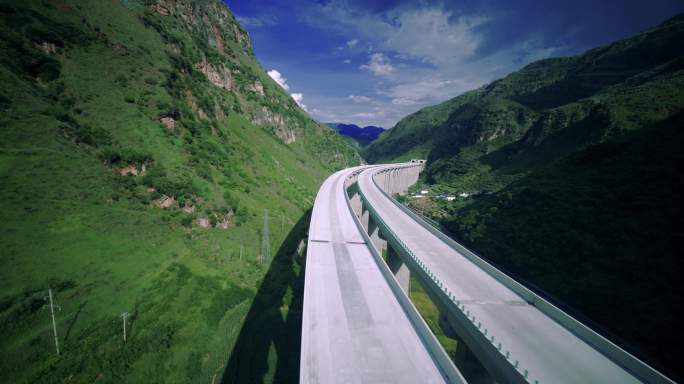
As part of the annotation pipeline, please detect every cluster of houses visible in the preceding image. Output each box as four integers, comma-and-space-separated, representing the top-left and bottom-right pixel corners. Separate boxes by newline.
410, 189, 471, 201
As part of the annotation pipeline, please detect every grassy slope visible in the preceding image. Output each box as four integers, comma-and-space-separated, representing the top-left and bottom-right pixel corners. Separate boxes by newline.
0, 1, 358, 383
365, 14, 684, 192
367, 13, 684, 380
445, 113, 684, 379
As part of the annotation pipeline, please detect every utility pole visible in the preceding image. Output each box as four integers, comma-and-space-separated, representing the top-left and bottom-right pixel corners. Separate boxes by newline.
261, 209, 270, 262
121, 312, 130, 342
44, 288, 61, 355
240, 244, 243, 261
281, 214, 284, 233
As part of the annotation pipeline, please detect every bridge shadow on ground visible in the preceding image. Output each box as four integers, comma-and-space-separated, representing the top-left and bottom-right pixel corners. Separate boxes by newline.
220, 210, 311, 384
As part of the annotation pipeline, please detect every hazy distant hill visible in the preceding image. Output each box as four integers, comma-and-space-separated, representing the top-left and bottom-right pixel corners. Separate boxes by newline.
326, 122, 384, 147
368, 13, 684, 379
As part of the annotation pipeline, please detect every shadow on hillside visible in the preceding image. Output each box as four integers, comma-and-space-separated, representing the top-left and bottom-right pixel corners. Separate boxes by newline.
220, 210, 311, 384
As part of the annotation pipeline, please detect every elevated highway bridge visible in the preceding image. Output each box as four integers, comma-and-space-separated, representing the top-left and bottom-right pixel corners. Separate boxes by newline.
300, 163, 675, 384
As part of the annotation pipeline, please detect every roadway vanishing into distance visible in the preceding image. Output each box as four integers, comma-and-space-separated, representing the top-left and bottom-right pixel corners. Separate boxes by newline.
301, 162, 675, 384
300, 166, 463, 384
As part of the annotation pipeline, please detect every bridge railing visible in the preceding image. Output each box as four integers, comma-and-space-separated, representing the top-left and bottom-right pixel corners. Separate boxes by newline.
356, 175, 539, 384
343, 168, 467, 384
365, 165, 675, 384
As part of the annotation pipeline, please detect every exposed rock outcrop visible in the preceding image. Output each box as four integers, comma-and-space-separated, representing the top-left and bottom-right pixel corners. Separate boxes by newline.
196, 58, 233, 90
159, 116, 176, 130
211, 25, 224, 54
38, 41, 58, 54
185, 91, 208, 119
251, 106, 297, 144
154, 195, 176, 209
251, 81, 264, 96
150, 2, 171, 16
195, 217, 210, 228
215, 211, 233, 229
182, 202, 195, 214
116, 163, 147, 177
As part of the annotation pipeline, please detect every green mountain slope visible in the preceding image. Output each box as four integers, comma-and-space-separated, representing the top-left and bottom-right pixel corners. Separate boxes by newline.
446, 113, 683, 379
365, 14, 684, 191
366, 13, 684, 379
0, 1, 358, 383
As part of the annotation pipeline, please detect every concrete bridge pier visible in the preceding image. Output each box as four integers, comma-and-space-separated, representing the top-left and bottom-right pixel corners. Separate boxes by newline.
386, 244, 410, 293
368, 216, 387, 256
440, 311, 497, 384
360, 204, 370, 232
349, 190, 362, 218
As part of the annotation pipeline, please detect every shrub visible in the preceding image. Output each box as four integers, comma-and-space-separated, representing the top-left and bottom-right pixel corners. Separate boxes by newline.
180, 214, 194, 227
100, 147, 152, 165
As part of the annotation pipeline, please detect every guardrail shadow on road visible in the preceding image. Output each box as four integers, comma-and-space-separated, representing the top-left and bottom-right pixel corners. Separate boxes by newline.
220, 210, 311, 384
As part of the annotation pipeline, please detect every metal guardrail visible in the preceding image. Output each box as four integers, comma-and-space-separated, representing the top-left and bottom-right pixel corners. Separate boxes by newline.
365, 165, 676, 384
357, 166, 537, 384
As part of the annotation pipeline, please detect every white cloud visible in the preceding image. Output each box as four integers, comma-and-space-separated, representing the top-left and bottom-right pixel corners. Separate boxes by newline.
310, 108, 339, 121
305, 3, 486, 67
391, 98, 417, 106
298, 2, 577, 128
348, 95, 371, 103
291, 92, 308, 111
346, 39, 358, 48
353, 112, 377, 118
382, 78, 473, 104
267, 69, 290, 91
360, 53, 395, 76
236, 14, 277, 28
268, 69, 309, 111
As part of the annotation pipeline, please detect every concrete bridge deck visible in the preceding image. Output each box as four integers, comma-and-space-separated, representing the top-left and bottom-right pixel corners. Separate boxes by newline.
300, 166, 461, 384
301, 162, 674, 384
357, 163, 673, 384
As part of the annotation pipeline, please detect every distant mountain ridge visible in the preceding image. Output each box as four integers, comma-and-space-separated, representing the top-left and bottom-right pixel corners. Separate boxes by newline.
326, 122, 384, 147
364, 13, 684, 181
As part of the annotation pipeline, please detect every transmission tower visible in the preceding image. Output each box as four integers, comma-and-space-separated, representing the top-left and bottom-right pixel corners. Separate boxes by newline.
261, 209, 270, 262
121, 312, 130, 342
44, 288, 61, 355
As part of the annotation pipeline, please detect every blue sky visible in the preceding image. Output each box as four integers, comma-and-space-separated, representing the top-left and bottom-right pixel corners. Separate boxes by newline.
225, 0, 684, 128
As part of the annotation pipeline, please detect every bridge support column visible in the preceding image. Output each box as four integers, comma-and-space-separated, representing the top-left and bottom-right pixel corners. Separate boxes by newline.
368, 217, 387, 256
440, 310, 497, 384
349, 192, 362, 218
360, 204, 370, 232
387, 245, 410, 293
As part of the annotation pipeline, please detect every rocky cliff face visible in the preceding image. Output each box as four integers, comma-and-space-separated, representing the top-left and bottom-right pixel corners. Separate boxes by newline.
143, 0, 350, 153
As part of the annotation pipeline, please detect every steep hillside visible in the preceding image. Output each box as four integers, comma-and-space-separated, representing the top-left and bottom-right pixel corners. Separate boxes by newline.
325, 122, 384, 147
369, 13, 684, 379
0, 0, 358, 383
445, 113, 684, 380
